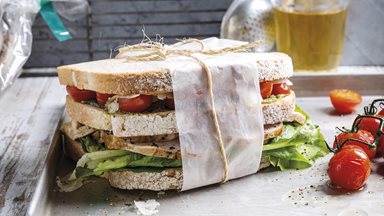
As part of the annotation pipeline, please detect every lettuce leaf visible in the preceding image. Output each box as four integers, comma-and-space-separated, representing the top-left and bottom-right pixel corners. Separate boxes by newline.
58, 150, 182, 192
262, 106, 329, 170
78, 136, 105, 153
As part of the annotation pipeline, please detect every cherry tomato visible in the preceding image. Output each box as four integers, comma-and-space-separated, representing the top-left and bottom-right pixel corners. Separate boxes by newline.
328, 145, 371, 190
165, 98, 175, 110
329, 89, 362, 114
118, 95, 153, 112
260, 81, 273, 99
378, 109, 384, 117
272, 83, 291, 95
377, 135, 384, 157
66, 86, 96, 102
333, 130, 376, 159
357, 117, 382, 138
96, 92, 115, 106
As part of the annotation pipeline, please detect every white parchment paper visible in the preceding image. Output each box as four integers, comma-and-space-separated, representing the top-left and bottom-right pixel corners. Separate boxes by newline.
170, 50, 264, 190
117, 38, 265, 191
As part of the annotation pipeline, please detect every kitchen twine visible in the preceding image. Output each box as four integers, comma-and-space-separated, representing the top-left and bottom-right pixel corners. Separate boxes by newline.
116, 38, 261, 183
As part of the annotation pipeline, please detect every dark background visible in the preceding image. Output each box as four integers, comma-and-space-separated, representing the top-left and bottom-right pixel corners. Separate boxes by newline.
25, 0, 384, 68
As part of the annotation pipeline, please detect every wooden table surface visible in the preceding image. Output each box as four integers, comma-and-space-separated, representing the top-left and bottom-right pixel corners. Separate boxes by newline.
0, 67, 383, 215
0, 77, 65, 216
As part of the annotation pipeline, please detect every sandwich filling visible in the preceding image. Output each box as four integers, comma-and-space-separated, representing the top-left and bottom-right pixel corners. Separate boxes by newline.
59, 106, 328, 191
65, 80, 292, 114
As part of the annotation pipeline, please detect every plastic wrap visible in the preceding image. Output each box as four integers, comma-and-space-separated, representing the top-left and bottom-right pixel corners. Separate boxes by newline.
0, 0, 87, 93
0, 0, 38, 92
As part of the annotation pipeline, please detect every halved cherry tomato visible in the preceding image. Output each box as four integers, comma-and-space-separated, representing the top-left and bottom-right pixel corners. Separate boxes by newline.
66, 86, 96, 102
118, 95, 153, 112
333, 129, 376, 159
328, 145, 371, 190
329, 89, 362, 114
260, 81, 273, 99
272, 83, 291, 95
96, 92, 115, 106
165, 98, 175, 110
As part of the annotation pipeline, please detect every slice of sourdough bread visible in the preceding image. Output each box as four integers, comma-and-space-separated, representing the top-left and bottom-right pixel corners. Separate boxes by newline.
63, 135, 272, 191
57, 52, 293, 95
66, 91, 296, 137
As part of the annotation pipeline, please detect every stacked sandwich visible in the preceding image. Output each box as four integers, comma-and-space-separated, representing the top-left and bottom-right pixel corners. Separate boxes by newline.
58, 43, 327, 192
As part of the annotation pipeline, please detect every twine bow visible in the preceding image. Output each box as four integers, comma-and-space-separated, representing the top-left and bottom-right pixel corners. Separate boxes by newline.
117, 38, 261, 183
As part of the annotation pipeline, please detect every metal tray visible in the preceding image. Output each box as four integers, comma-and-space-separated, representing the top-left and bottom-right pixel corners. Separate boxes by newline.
27, 73, 384, 216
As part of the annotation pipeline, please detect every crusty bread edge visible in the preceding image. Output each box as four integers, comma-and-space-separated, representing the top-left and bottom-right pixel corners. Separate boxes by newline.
57, 53, 292, 95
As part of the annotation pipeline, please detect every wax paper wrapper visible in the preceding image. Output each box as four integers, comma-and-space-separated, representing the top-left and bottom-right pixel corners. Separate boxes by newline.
162, 38, 263, 191
116, 38, 265, 191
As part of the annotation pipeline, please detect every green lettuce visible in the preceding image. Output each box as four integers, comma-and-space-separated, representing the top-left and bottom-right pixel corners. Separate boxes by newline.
58, 150, 181, 192
262, 106, 329, 170
78, 136, 105, 153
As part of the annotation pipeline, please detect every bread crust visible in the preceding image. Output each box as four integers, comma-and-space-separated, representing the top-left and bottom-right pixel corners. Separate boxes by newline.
58, 59, 172, 95
107, 168, 183, 191
66, 91, 296, 137
57, 53, 293, 95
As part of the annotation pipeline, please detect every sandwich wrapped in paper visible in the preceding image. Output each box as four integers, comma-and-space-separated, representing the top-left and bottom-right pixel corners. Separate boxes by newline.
57, 38, 328, 192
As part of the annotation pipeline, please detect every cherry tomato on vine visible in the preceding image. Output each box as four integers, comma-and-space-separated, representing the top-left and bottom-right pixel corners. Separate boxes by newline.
272, 83, 291, 95
118, 95, 153, 112
66, 86, 96, 102
333, 129, 376, 159
260, 81, 273, 99
357, 117, 382, 138
378, 109, 384, 117
328, 145, 371, 190
377, 136, 384, 157
329, 89, 362, 114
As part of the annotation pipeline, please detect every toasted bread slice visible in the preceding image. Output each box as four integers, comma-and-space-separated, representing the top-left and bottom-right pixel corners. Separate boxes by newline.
66, 91, 296, 137
57, 52, 293, 95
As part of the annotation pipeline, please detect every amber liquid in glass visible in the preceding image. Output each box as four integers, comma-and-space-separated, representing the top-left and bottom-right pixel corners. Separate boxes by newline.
274, 7, 347, 71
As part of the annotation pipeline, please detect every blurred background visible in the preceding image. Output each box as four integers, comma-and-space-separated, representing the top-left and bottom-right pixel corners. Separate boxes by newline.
26, 0, 384, 68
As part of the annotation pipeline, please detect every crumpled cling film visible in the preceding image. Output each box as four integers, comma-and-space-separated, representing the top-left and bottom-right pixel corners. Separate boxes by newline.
0, 0, 88, 93
116, 38, 264, 191
0, 0, 38, 92
168, 39, 264, 190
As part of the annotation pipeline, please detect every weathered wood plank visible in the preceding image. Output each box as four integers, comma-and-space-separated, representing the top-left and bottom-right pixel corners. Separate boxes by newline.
92, 35, 216, 52
26, 53, 90, 68
32, 26, 88, 40
31, 40, 88, 53
92, 11, 225, 25
0, 77, 65, 215
91, 0, 231, 14
92, 23, 220, 38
